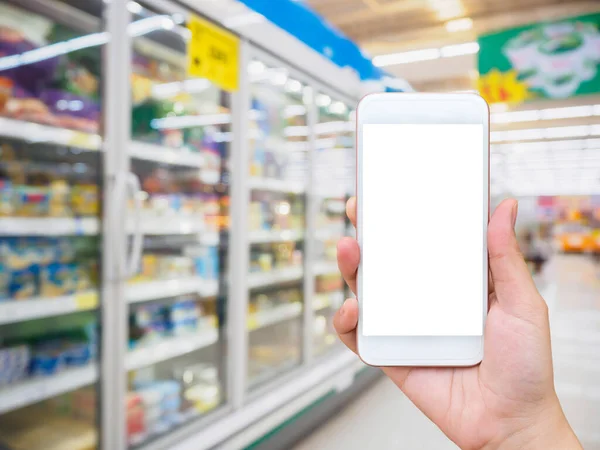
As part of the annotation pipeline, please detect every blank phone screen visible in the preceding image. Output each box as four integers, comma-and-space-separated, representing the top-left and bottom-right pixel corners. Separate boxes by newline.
362, 124, 484, 336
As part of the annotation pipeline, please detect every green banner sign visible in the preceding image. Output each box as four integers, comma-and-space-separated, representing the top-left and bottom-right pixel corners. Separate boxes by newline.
478, 13, 600, 103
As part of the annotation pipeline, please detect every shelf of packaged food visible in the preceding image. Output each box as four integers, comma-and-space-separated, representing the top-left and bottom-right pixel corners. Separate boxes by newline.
126, 325, 219, 371
0, 364, 97, 415
0, 278, 218, 325
129, 141, 205, 168
0, 291, 98, 325
313, 261, 339, 276
247, 267, 304, 289
249, 229, 304, 244
0, 118, 214, 169
0, 217, 99, 236
248, 177, 305, 194
127, 277, 219, 304
0, 117, 101, 150
247, 302, 302, 331
313, 291, 344, 312
0, 217, 218, 241
0, 325, 218, 415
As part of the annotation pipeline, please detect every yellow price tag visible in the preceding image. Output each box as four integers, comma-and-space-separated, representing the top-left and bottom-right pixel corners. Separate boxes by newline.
75, 291, 98, 310
187, 15, 239, 92
68, 131, 98, 150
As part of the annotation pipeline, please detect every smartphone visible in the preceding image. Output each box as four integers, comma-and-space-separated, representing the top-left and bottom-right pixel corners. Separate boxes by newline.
356, 93, 489, 366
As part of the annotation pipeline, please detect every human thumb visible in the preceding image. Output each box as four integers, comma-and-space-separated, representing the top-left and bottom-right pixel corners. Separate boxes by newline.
488, 199, 545, 317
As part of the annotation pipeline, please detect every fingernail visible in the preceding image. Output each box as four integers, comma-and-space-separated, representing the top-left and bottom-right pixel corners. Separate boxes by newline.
511, 201, 518, 229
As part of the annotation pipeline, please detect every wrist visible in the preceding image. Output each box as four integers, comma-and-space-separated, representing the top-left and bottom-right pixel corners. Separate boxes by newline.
488, 399, 581, 450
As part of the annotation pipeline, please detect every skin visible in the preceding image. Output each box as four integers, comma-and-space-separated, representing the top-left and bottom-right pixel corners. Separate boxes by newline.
334, 197, 582, 450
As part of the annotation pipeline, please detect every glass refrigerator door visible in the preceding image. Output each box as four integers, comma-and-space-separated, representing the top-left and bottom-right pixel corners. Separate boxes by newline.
246, 58, 308, 388
124, 4, 229, 447
0, 0, 104, 448
312, 95, 354, 357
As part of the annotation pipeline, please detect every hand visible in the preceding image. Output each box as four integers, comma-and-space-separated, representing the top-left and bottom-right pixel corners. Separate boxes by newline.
335, 198, 581, 450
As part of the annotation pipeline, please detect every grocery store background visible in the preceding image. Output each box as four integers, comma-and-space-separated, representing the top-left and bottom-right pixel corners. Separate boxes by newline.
0, 0, 599, 449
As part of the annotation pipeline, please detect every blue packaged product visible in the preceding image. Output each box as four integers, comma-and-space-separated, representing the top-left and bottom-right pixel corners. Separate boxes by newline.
63, 341, 92, 367
29, 345, 66, 377
0, 264, 9, 301
8, 265, 39, 299
40, 262, 77, 297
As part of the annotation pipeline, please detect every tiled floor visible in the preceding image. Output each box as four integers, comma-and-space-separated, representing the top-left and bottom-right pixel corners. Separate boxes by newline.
294, 255, 600, 450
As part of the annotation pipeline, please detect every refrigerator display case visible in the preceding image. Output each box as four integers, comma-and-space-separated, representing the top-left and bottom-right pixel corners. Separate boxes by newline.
311, 95, 355, 357
0, 0, 104, 448
0, 0, 373, 448
124, 3, 230, 447
246, 56, 309, 388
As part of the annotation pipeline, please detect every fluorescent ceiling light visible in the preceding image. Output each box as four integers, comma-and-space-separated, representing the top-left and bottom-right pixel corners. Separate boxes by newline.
491, 125, 600, 143
373, 48, 440, 67
445, 17, 473, 32
248, 60, 265, 75
492, 104, 599, 124
440, 41, 479, 57
373, 41, 478, 67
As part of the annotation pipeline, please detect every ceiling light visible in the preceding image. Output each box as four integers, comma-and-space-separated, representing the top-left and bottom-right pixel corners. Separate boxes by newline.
491, 104, 599, 124
373, 48, 441, 67
491, 125, 600, 143
440, 41, 479, 57
445, 17, 473, 33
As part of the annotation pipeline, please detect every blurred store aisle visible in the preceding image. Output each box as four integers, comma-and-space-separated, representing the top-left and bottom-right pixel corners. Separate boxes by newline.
294, 255, 600, 450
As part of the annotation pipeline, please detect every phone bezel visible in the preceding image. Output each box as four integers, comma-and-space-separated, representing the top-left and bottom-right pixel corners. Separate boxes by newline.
356, 92, 490, 366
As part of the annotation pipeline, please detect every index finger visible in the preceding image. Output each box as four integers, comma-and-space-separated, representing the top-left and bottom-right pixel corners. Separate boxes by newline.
346, 196, 356, 228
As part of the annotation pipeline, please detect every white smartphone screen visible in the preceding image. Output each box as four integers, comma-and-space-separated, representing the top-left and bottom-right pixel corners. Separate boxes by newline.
362, 124, 484, 336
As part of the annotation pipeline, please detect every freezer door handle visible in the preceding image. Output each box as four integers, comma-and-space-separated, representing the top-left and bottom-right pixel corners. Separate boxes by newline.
125, 172, 144, 278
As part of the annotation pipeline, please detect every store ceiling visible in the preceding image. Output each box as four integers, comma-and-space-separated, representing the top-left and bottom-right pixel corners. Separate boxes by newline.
306, 0, 599, 54
305, 0, 600, 196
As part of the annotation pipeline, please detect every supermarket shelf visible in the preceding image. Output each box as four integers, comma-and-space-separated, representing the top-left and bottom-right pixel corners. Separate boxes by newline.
247, 303, 302, 331
126, 327, 219, 371
247, 267, 304, 289
0, 118, 212, 169
130, 141, 204, 167
248, 177, 305, 194
127, 277, 219, 304
313, 261, 339, 276
0, 217, 219, 240
0, 291, 98, 325
0, 328, 218, 414
0, 117, 101, 150
0, 217, 99, 236
249, 229, 304, 244
0, 278, 218, 325
0, 365, 98, 415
